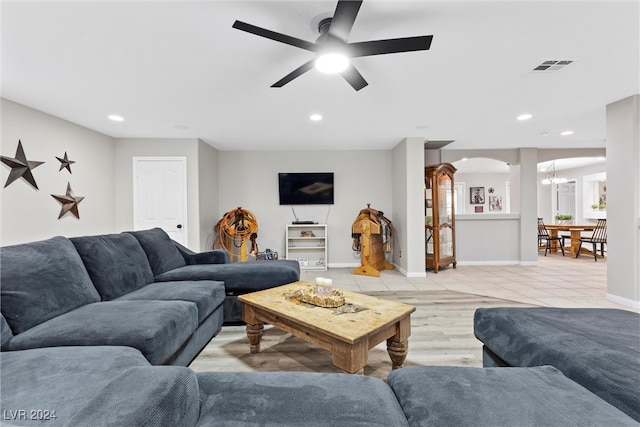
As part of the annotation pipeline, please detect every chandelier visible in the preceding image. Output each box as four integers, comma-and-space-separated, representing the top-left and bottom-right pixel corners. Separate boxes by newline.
540, 161, 568, 185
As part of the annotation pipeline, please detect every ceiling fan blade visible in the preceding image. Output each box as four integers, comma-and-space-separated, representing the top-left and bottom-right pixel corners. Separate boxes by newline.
348, 35, 433, 57
340, 64, 368, 91
232, 20, 317, 52
328, 0, 363, 42
271, 60, 315, 88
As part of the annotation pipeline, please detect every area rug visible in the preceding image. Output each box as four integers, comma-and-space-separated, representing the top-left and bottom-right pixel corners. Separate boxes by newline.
188, 290, 533, 380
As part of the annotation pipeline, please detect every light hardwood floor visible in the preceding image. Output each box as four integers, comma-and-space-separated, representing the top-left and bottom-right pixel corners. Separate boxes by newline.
189, 254, 637, 380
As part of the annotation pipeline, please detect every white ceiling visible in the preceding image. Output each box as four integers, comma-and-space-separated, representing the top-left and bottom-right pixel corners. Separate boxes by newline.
2, 1, 638, 152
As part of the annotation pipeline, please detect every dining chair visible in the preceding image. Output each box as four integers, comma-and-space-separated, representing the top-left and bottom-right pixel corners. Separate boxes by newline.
577, 219, 607, 261
538, 218, 564, 256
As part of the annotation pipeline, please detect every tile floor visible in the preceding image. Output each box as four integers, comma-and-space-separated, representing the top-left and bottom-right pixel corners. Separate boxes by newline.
301, 252, 639, 313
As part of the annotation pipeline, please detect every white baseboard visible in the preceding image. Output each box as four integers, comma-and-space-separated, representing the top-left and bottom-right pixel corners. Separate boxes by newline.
391, 264, 426, 278
326, 263, 427, 278
405, 271, 428, 278
327, 263, 360, 268
456, 260, 521, 266
606, 293, 640, 309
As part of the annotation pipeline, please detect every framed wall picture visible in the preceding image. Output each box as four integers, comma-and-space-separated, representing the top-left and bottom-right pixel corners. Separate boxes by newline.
470, 187, 485, 204
489, 195, 503, 211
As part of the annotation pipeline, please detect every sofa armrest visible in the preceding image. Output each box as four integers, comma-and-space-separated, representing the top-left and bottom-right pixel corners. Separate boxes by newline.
172, 241, 229, 264
66, 366, 200, 427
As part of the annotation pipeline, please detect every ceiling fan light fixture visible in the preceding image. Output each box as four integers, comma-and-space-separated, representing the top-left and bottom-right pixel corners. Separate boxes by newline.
315, 52, 349, 74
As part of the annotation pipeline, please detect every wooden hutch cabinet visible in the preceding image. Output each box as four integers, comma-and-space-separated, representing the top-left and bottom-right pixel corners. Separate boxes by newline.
425, 163, 457, 273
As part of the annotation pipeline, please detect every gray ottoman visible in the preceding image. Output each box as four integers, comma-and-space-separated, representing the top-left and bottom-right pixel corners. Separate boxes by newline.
474, 307, 640, 421
387, 366, 638, 426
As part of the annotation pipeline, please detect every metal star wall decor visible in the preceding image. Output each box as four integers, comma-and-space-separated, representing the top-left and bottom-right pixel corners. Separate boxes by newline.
51, 182, 85, 219
56, 151, 75, 174
1, 140, 45, 189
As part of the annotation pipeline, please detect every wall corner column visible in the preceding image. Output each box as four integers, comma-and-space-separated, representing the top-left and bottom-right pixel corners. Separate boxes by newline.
606, 95, 640, 307
518, 148, 538, 264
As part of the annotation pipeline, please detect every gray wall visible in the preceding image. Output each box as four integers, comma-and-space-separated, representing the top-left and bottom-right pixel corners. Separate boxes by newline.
606, 95, 640, 305
217, 150, 393, 268
113, 138, 213, 251
455, 172, 510, 214
456, 215, 520, 263
1, 99, 115, 245
392, 138, 427, 277
197, 140, 219, 250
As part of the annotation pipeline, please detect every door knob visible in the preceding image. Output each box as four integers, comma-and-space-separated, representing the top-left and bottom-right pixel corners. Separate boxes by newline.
177, 224, 183, 229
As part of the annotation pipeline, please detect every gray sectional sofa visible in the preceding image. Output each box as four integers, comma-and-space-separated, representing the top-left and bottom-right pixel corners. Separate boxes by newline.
3, 345, 637, 426
1, 230, 638, 426
0, 228, 300, 365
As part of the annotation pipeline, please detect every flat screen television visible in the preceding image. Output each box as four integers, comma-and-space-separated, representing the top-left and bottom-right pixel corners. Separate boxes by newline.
278, 172, 334, 205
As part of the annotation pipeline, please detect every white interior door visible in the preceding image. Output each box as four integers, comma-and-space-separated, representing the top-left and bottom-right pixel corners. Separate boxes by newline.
133, 157, 187, 246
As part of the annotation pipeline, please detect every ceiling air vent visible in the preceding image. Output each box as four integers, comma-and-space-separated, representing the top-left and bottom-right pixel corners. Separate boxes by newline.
532, 60, 574, 72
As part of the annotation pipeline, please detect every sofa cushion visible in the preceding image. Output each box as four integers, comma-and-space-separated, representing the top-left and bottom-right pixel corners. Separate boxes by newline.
474, 307, 640, 422
1, 313, 13, 350
387, 365, 639, 426
154, 260, 300, 294
8, 300, 198, 365
1, 346, 149, 424
1, 346, 200, 427
0, 236, 100, 334
71, 233, 154, 300
115, 280, 226, 323
66, 366, 200, 427
127, 228, 187, 275
195, 371, 409, 426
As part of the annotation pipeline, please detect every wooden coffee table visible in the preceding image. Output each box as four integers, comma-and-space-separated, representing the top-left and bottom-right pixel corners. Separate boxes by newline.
238, 281, 416, 374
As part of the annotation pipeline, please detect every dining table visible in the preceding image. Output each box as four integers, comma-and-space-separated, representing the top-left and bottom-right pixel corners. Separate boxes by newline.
544, 224, 596, 257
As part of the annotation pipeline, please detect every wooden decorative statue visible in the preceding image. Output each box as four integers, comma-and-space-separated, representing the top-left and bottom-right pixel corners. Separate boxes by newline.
351, 204, 393, 277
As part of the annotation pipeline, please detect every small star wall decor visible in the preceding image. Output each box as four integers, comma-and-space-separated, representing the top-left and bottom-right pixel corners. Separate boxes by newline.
1, 140, 45, 189
51, 182, 85, 219
56, 151, 75, 174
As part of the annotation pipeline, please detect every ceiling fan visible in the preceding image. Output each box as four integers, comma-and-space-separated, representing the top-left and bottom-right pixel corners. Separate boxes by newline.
232, 0, 433, 91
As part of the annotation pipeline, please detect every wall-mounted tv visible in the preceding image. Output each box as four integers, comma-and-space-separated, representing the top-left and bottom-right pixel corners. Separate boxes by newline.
278, 172, 334, 205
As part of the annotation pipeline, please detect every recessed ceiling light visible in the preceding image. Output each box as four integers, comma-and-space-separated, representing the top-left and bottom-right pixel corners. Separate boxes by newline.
108, 114, 124, 122
561, 130, 574, 136
517, 114, 532, 121
540, 131, 550, 137
310, 114, 322, 121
